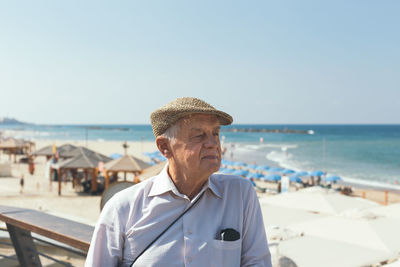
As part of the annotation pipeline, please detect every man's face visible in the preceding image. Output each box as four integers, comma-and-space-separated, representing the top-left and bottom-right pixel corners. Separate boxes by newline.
170, 114, 221, 178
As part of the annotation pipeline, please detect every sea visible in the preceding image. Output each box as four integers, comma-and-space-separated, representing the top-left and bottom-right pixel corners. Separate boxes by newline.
1, 124, 400, 190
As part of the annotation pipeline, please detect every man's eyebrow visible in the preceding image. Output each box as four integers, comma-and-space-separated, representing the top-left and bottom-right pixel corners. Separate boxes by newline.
190, 128, 202, 132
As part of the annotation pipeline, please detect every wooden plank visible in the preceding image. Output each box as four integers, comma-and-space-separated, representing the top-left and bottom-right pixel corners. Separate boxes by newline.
0, 205, 94, 251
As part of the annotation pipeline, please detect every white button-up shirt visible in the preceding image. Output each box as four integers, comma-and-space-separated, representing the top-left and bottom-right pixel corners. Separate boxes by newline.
85, 165, 271, 267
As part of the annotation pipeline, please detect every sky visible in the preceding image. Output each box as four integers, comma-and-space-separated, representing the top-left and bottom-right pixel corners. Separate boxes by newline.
0, 0, 399, 125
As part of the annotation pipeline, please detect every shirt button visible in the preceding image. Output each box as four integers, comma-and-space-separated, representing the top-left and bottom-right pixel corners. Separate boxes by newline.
187, 229, 193, 235
187, 257, 192, 263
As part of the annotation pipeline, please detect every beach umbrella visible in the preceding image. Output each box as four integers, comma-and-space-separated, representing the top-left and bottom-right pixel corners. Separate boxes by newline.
264, 174, 281, 182
294, 171, 309, 177
246, 172, 264, 179
289, 175, 302, 183
104, 154, 151, 173
259, 187, 379, 215
309, 170, 324, 176
110, 153, 123, 159
143, 151, 166, 163
143, 151, 159, 157
324, 175, 341, 182
221, 159, 235, 166
288, 215, 400, 257
58, 147, 112, 169
246, 164, 258, 169
232, 169, 249, 176
138, 162, 167, 181
256, 165, 270, 171
268, 167, 284, 173
103, 154, 152, 187
281, 169, 295, 174
219, 168, 235, 174
218, 167, 230, 173
233, 161, 247, 167
275, 234, 394, 267
33, 144, 77, 158
245, 177, 257, 187
154, 155, 167, 162
143, 151, 162, 160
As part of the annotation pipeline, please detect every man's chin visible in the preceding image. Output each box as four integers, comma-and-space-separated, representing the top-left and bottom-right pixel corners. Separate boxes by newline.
202, 162, 220, 174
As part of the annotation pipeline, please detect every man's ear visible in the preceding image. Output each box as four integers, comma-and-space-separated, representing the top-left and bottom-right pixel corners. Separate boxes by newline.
156, 136, 172, 158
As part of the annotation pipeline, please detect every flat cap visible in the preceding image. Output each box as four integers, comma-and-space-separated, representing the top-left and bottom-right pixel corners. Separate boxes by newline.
150, 97, 233, 137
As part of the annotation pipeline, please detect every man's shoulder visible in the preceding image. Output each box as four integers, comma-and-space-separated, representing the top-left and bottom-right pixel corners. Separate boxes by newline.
109, 175, 158, 205
210, 173, 253, 189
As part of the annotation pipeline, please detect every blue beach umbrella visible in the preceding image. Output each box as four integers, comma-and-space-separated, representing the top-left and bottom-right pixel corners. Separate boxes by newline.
246, 164, 258, 169
233, 161, 247, 167
232, 169, 249, 176
256, 165, 270, 171
142, 151, 153, 157
309, 170, 325, 176
220, 168, 235, 174
148, 151, 161, 156
268, 167, 284, 173
294, 171, 309, 177
154, 155, 167, 162
246, 172, 264, 179
324, 176, 341, 182
221, 159, 234, 166
281, 169, 295, 174
143, 151, 164, 161
245, 177, 257, 187
289, 175, 302, 183
264, 174, 281, 182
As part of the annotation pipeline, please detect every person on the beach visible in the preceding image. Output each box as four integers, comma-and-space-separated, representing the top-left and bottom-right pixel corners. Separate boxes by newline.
85, 97, 272, 267
19, 174, 24, 194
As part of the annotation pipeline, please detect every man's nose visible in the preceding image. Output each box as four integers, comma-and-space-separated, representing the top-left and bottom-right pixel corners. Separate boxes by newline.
204, 134, 219, 147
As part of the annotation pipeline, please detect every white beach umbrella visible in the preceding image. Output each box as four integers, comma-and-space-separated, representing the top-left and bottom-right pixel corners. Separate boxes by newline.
259, 187, 379, 215
278, 235, 395, 267
261, 203, 327, 230
288, 215, 400, 252
366, 203, 400, 220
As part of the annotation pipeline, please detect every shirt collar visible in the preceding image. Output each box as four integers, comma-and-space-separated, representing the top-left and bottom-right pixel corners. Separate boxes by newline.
148, 164, 222, 199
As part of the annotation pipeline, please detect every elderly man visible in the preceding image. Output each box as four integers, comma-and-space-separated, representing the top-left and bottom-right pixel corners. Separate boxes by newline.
85, 97, 272, 267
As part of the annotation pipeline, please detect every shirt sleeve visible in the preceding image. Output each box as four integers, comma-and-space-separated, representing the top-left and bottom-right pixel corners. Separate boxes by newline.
85, 197, 125, 267
241, 183, 272, 267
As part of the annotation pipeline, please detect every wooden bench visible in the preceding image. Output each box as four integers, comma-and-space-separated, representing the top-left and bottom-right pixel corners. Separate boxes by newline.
0, 205, 94, 267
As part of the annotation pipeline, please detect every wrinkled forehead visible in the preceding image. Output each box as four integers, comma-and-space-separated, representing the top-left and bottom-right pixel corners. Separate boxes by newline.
178, 114, 221, 130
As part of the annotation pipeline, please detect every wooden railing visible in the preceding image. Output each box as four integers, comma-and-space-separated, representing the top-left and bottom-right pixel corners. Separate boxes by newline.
0, 205, 94, 267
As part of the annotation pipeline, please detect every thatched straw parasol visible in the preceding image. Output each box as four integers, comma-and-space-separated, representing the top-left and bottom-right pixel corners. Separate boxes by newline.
103, 155, 151, 188
33, 144, 77, 159
0, 138, 34, 162
137, 162, 167, 181
56, 147, 112, 195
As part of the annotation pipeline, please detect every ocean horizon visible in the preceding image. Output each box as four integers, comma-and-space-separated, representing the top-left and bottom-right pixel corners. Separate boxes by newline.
1, 124, 400, 190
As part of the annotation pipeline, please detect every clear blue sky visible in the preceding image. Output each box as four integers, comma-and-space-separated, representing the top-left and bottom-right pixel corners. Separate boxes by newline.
1, 1, 399, 124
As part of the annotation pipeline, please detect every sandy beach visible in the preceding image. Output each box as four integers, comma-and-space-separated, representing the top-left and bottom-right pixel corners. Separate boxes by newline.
1, 139, 400, 266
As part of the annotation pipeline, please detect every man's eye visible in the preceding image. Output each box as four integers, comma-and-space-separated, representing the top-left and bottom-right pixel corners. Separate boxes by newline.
191, 134, 203, 140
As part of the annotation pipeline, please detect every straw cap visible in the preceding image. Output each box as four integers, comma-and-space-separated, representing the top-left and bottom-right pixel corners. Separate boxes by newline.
150, 97, 233, 137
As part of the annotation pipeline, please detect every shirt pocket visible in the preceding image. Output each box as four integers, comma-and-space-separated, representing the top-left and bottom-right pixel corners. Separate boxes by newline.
209, 239, 241, 267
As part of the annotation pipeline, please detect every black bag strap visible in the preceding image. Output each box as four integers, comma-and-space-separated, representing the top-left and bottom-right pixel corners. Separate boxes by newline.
130, 190, 206, 266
